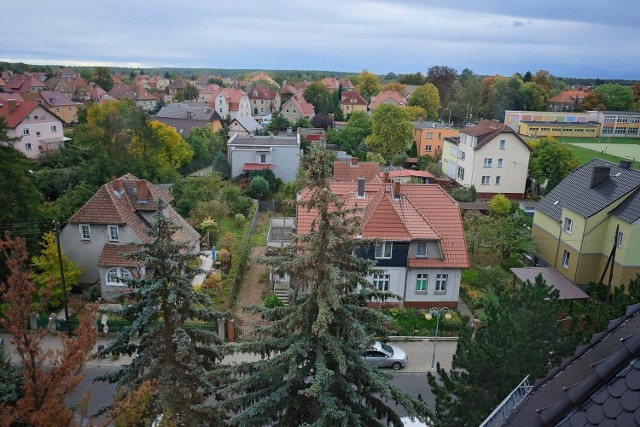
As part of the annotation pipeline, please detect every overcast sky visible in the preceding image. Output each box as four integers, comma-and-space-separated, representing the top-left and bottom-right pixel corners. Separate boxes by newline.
2, 0, 639, 79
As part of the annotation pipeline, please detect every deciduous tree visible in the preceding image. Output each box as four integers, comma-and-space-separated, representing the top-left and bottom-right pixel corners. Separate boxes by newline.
528, 137, 580, 193
304, 82, 331, 114
408, 83, 440, 120
90, 66, 114, 92
427, 65, 457, 105
355, 70, 382, 102
365, 104, 413, 161
488, 194, 512, 216
594, 83, 635, 111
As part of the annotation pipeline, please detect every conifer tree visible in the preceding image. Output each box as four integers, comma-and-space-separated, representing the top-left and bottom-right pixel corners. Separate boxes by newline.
99, 205, 228, 425
218, 146, 430, 426
427, 275, 574, 426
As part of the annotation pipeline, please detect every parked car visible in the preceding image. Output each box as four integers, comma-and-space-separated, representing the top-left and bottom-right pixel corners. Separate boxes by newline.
364, 341, 408, 370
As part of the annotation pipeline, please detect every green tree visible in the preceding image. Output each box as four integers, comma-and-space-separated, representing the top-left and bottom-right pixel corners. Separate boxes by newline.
99, 206, 227, 425
330, 111, 372, 154
428, 275, 575, 427
183, 83, 200, 101
365, 104, 413, 161
303, 82, 331, 114
29, 232, 83, 310
594, 83, 635, 111
0, 116, 21, 146
217, 146, 430, 426
246, 175, 270, 200
546, 159, 564, 194
519, 81, 548, 111
212, 151, 229, 178
465, 212, 535, 261
528, 137, 580, 193
355, 70, 382, 102
407, 83, 440, 120
0, 146, 42, 226
90, 66, 114, 91
488, 194, 512, 216
39, 181, 97, 222
0, 346, 22, 407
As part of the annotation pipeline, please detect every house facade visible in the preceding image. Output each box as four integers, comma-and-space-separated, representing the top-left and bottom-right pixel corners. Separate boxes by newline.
154, 103, 223, 137
532, 159, 640, 288
411, 121, 459, 158
247, 85, 281, 116
518, 120, 600, 139
441, 120, 531, 199
227, 133, 301, 182
297, 180, 469, 308
60, 174, 200, 302
228, 117, 261, 137
0, 99, 67, 158
208, 88, 251, 119
280, 93, 315, 123
340, 91, 368, 117
31, 90, 78, 124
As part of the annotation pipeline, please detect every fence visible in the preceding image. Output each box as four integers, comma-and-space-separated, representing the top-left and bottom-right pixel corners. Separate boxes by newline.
227, 202, 259, 305
258, 200, 282, 212
236, 320, 271, 341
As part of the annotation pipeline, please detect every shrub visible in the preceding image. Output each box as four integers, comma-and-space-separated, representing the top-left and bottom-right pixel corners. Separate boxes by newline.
264, 293, 284, 308
199, 271, 225, 297
218, 232, 237, 251
234, 213, 245, 228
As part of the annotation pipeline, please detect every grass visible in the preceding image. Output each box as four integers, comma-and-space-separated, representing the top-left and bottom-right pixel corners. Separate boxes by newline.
558, 136, 639, 145
563, 144, 640, 168
383, 308, 463, 337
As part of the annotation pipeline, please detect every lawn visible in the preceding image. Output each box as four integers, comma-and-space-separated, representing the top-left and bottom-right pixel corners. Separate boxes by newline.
563, 143, 640, 168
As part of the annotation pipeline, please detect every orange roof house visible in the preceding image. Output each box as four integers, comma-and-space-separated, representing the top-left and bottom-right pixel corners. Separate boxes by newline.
333, 158, 381, 183
340, 91, 368, 116
546, 89, 591, 112
369, 90, 406, 110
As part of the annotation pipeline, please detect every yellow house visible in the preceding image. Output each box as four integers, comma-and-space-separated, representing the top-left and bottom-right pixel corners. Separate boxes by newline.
518, 121, 600, 139
340, 91, 368, 117
411, 121, 459, 158
532, 159, 640, 288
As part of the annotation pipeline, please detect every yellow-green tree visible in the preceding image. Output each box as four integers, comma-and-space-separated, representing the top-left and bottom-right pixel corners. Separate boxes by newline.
408, 83, 440, 120
355, 70, 382, 102
148, 121, 193, 169
30, 232, 83, 309
488, 194, 512, 216
365, 104, 413, 161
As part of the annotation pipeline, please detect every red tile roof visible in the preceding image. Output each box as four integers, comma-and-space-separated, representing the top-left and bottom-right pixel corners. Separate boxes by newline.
320, 77, 340, 91
369, 91, 406, 109
341, 91, 367, 106
547, 89, 590, 104
380, 170, 434, 179
338, 78, 355, 89
200, 84, 220, 94
0, 100, 39, 128
333, 160, 380, 182
243, 163, 273, 171
248, 84, 278, 100
97, 244, 140, 267
289, 93, 315, 118
297, 181, 468, 269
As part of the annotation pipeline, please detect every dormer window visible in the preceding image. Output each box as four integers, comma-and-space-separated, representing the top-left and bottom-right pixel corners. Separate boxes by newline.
108, 225, 119, 242
375, 242, 392, 259
416, 242, 427, 257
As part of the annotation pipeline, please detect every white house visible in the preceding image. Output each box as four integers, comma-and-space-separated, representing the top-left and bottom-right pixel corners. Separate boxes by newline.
227, 133, 301, 182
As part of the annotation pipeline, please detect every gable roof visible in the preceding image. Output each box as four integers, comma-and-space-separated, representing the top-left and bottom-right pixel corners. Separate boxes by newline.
155, 103, 221, 121
230, 116, 261, 133
297, 181, 468, 269
320, 77, 340, 91
536, 159, 640, 222
548, 90, 590, 104
502, 303, 640, 426
194, 74, 220, 85
68, 174, 199, 246
341, 91, 367, 106
208, 88, 247, 111
369, 91, 406, 109
250, 72, 278, 87
248, 84, 278, 100
462, 119, 531, 151
286, 94, 315, 118
45, 76, 89, 94
0, 100, 39, 128
200, 84, 221, 94
39, 90, 75, 107
333, 160, 381, 183
338, 78, 355, 90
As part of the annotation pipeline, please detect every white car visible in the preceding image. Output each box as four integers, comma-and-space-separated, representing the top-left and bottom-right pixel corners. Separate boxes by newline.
364, 341, 408, 370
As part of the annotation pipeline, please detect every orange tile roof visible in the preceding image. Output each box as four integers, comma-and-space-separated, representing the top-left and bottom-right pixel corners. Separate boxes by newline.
297, 181, 469, 269
0, 100, 39, 128
333, 160, 380, 182
547, 90, 590, 104
97, 243, 140, 267
369, 91, 406, 109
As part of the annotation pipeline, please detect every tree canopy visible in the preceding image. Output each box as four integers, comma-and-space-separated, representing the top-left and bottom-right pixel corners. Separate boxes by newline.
528, 137, 580, 193
355, 70, 382, 102
365, 104, 413, 161
594, 83, 635, 111
407, 83, 440, 120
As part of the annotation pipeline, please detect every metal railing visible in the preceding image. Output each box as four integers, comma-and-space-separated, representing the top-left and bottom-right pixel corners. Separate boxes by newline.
479, 375, 532, 427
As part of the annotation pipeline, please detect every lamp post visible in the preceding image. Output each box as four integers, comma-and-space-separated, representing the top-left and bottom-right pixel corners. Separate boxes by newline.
424, 307, 451, 368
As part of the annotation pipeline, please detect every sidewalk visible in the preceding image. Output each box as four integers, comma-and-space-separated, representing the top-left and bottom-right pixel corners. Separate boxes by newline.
1, 332, 457, 373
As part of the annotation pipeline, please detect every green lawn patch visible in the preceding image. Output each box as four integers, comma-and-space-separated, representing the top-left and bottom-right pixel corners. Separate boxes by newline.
563, 143, 639, 167
383, 308, 462, 337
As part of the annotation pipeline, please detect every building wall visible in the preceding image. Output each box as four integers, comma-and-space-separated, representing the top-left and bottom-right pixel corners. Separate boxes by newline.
404, 268, 461, 304
414, 127, 459, 157
518, 122, 600, 139
280, 99, 302, 122
341, 103, 367, 117
9, 105, 64, 158
228, 143, 301, 182
47, 103, 77, 124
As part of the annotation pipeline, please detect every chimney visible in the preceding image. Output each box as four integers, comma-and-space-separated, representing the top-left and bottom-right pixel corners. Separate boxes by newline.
113, 178, 124, 197
357, 177, 365, 198
186, 111, 192, 120
619, 159, 632, 170
137, 180, 148, 203
490, 119, 499, 129
350, 157, 359, 167
392, 181, 401, 201
384, 171, 390, 183
7, 98, 17, 113
590, 166, 610, 188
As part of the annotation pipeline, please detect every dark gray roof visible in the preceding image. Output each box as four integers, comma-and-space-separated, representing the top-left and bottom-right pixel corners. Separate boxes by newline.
503, 303, 640, 426
610, 188, 640, 224
229, 134, 298, 147
511, 267, 590, 300
410, 121, 452, 130
536, 159, 640, 222
155, 104, 221, 121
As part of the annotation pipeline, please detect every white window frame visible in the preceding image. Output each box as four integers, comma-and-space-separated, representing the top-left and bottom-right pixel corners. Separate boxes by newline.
51, 125, 57, 133
416, 273, 428, 292
373, 273, 390, 291
416, 241, 427, 258
79, 224, 90, 240
25, 142, 32, 151
375, 242, 392, 259
425, 145, 432, 152
108, 225, 119, 242
105, 267, 132, 287
481, 176, 491, 185
564, 218, 573, 234
562, 250, 570, 269
496, 176, 501, 185
435, 274, 448, 292
497, 158, 504, 168
499, 139, 506, 150
483, 158, 493, 168
23, 128, 30, 136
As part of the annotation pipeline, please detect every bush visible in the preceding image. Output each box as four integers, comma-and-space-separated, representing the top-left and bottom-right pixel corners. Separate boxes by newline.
234, 213, 245, 228
217, 233, 237, 251
198, 271, 225, 297
264, 293, 284, 308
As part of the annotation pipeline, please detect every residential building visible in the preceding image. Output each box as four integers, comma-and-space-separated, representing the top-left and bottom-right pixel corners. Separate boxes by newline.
108, 84, 158, 111
197, 84, 221, 104
338, 78, 355, 92
505, 110, 640, 138
44, 76, 90, 99
0, 76, 5, 91
411, 121, 459, 158
5, 74, 46, 93
166, 77, 189, 95
228, 117, 261, 137
333, 158, 382, 183
296, 179, 469, 308
194, 74, 221, 89
247, 84, 281, 116
207, 88, 251, 119
547, 89, 590, 112
146, 75, 169, 91
88, 86, 112, 103
298, 128, 327, 146
227, 133, 301, 182
441, 120, 531, 199
154, 103, 223, 137
280, 93, 315, 123
60, 174, 200, 302
368, 90, 406, 110
320, 77, 340, 92
0, 99, 67, 158
340, 91, 368, 117
248, 72, 279, 88
518, 120, 600, 139
23, 90, 77, 124
531, 159, 640, 288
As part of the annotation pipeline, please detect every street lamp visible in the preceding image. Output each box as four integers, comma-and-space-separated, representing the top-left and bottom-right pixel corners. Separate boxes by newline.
424, 307, 452, 368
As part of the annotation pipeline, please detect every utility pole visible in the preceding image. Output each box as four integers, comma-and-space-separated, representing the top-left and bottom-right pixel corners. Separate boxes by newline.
600, 224, 620, 304
53, 221, 72, 337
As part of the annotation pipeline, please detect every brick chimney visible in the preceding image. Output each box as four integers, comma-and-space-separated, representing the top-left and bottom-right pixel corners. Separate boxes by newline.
113, 178, 124, 197
384, 171, 390, 183
392, 181, 401, 201
7, 98, 17, 113
350, 157, 359, 167
137, 180, 148, 203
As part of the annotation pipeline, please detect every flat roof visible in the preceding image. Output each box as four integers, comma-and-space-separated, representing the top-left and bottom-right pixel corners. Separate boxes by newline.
230, 135, 298, 146
511, 267, 590, 300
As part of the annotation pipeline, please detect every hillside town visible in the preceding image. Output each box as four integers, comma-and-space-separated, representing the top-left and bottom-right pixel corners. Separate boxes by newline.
1, 63, 640, 426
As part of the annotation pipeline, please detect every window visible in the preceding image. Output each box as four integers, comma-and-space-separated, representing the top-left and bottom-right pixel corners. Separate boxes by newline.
564, 218, 573, 234
416, 274, 428, 292
484, 158, 492, 168
498, 158, 504, 168
562, 250, 570, 268
260, 154, 267, 163
426, 132, 433, 139
457, 166, 465, 180
79, 224, 90, 240
108, 225, 119, 242
617, 232, 624, 248
425, 145, 432, 152
23, 128, 30, 136
375, 242, 392, 259
496, 176, 501, 185
25, 143, 32, 150
51, 125, 57, 133
34, 115, 39, 119
481, 176, 491, 185
435, 274, 448, 292
106, 267, 132, 287
416, 242, 427, 257
36, 131, 41, 137
499, 139, 506, 150
373, 273, 390, 291
459, 151, 465, 160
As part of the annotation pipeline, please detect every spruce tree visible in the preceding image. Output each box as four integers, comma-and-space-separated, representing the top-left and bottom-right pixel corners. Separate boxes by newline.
427, 275, 574, 426
218, 146, 430, 426
99, 204, 227, 425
